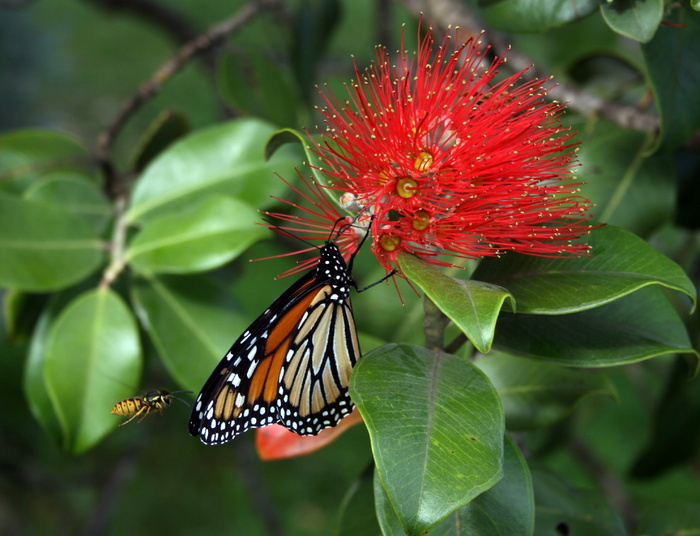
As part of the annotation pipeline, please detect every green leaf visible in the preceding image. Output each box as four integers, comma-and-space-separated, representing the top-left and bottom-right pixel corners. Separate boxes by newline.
350, 343, 504, 535
126, 119, 302, 225
126, 196, 267, 274
23, 171, 112, 234
473, 225, 696, 314
481, 0, 598, 33
449, 434, 533, 536
23, 289, 84, 446
0, 194, 104, 291
476, 353, 617, 430
576, 122, 675, 236
399, 253, 514, 353
494, 286, 699, 368
218, 50, 300, 128
265, 128, 329, 186
375, 435, 534, 536
532, 469, 627, 535
600, 0, 663, 42
0, 128, 94, 195
642, 4, 700, 152
337, 466, 382, 536
43, 288, 142, 454
130, 273, 248, 390
130, 109, 190, 173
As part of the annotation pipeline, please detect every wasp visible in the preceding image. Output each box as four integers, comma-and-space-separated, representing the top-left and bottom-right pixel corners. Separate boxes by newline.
112, 390, 191, 426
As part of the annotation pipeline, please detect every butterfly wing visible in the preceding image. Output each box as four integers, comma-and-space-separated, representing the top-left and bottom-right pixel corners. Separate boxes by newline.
276, 285, 359, 435
189, 242, 359, 445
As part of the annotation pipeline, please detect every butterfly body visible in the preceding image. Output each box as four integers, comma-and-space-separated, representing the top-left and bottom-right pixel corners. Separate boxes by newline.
188, 241, 359, 445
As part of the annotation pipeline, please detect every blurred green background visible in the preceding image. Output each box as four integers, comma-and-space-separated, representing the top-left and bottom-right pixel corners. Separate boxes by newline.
2, 0, 700, 534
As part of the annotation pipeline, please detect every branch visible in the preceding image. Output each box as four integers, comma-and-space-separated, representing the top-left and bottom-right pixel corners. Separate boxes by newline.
97, 0, 282, 197
423, 295, 450, 350
397, 0, 659, 133
570, 436, 639, 531
84, 0, 202, 48
100, 196, 129, 289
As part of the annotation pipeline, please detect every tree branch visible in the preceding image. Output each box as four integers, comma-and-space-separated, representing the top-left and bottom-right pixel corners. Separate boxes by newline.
84, 0, 203, 48
570, 436, 639, 531
397, 0, 660, 133
97, 0, 282, 198
423, 295, 450, 350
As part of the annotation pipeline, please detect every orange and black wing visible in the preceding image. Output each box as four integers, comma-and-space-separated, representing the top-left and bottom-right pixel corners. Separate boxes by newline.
188, 242, 360, 445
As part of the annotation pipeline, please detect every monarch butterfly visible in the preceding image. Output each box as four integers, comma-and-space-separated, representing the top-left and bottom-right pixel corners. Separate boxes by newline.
188, 227, 381, 445
112, 389, 192, 426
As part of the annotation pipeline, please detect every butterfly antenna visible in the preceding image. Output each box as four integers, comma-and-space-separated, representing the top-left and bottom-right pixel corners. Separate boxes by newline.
337, 214, 399, 290
170, 390, 193, 408
261, 217, 320, 251
335, 213, 373, 275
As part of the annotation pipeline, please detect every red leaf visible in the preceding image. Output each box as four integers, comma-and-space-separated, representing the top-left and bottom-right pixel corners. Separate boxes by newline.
255, 410, 363, 460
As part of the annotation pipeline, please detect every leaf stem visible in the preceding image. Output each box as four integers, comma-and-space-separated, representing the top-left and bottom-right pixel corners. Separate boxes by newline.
100, 197, 129, 289
423, 294, 449, 350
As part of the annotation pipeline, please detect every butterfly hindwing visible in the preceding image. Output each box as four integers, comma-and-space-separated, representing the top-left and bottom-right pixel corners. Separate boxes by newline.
277, 287, 359, 435
188, 242, 359, 445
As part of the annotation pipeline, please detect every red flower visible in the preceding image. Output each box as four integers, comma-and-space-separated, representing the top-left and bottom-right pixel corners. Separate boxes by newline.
269, 25, 594, 274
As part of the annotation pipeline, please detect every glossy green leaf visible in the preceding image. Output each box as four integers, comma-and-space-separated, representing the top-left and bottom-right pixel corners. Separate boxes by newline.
23, 290, 84, 446
481, 0, 598, 32
127, 119, 302, 225
532, 469, 627, 535
376, 435, 533, 536
0, 129, 93, 195
642, 4, 700, 152
576, 122, 675, 236
494, 286, 699, 368
473, 225, 696, 314
350, 343, 504, 535
43, 288, 142, 453
336, 466, 381, 536
476, 353, 617, 430
126, 196, 267, 274
399, 252, 513, 353
130, 273, 248, 390
0, 195, 104, 291
130, 109, 190, 173
218, 50, 300, 128
23, 171, 112, 234
265, 128, 328, 186
449, 434, 533, 536
600, 0, 662, 42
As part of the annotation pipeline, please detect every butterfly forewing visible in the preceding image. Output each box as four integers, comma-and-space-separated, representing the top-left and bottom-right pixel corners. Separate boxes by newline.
188, 242, 359, 445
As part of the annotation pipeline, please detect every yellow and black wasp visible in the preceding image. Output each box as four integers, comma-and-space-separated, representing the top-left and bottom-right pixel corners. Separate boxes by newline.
112, 390, 192, 426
